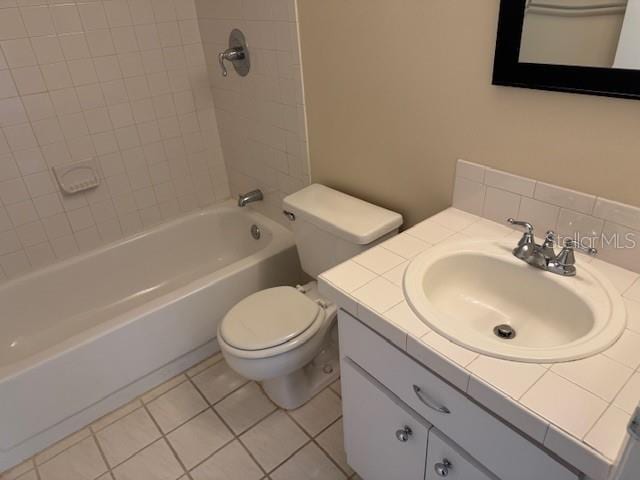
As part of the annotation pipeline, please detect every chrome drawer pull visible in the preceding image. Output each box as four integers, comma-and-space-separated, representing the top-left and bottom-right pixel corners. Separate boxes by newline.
395, 426, 412, 442
434, 459, 452, 477
413, 385, 451, 414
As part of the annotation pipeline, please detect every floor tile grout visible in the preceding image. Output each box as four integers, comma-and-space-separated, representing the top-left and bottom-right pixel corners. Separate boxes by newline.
140, 402, 192, 480
185, 375, 271, 478
89, 429, 112, 479
12, 356, 350, 480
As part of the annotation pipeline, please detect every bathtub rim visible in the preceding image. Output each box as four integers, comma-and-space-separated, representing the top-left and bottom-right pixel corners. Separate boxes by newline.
0, 201, 295, 381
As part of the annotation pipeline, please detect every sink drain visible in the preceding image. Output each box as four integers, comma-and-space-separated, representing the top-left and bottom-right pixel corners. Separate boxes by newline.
493, 324, 516, 340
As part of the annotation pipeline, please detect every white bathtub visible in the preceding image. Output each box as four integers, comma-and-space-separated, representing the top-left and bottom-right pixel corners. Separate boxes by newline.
0, 201, 302, 470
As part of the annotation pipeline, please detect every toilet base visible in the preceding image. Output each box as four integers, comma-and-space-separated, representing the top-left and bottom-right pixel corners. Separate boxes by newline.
261, 335, 340, 410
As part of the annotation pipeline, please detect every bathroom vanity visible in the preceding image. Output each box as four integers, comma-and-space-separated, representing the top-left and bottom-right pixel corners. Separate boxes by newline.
319, 208, 640, 480
339, 310, 576, 480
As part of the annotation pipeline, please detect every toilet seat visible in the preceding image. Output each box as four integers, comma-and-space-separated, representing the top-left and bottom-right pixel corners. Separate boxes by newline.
219, 286, 325, 358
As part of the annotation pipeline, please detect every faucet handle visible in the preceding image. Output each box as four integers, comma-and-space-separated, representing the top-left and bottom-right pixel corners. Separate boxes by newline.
508, 219, 536, 261
507, 218, 534, 234
562, 238, 598, 257
556, 239, 597, 268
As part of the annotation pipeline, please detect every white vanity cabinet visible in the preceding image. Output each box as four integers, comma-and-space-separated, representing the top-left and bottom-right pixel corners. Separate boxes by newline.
341, 359, 430, 480
339, 310, 580, 480
342, 357, 495, 480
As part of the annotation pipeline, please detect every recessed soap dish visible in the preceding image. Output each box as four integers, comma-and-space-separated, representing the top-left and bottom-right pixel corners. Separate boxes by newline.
53, 159, 100, 195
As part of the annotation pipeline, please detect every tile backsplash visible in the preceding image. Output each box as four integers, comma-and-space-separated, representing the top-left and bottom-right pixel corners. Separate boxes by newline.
195, 0, 310, 225
0, 0, 230, 283
453, 159, 640, 273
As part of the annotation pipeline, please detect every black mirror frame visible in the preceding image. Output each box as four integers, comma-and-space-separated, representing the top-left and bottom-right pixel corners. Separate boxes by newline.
493, 0, 640, 101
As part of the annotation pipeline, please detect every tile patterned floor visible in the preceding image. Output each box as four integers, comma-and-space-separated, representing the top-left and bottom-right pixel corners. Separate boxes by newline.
1, 354, 362, 480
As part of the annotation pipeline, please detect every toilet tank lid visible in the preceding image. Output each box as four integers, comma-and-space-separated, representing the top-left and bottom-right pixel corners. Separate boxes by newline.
283, 184, 403, 245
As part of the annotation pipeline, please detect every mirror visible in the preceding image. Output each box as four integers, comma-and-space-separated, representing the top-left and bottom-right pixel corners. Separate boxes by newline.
493, 0, 640, 100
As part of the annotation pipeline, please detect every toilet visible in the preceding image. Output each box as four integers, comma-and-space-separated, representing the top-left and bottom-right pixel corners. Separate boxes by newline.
218, 184, 403, 409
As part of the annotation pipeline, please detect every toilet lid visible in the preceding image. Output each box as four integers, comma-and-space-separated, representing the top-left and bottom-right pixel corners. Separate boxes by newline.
220, 287, 323, 351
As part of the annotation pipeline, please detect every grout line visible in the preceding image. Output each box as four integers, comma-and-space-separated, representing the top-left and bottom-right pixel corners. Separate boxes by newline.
31, 428, 93, 468
311, 417, 351, 478
550, 360, 634, 405
8, 357, 349, 480
90, 400, 144, 434
186, 376, 269, 478
140, 403, 192, 480
89, 429, 112, 480
265, 438, 313, 476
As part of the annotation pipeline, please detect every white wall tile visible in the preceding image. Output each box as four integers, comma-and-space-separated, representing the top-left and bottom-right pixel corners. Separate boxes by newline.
594, 198, 640, 232
456, 159, 487, 183
451, 176, 485, 216
556, 208, 604, 247
453, 160, 640, 273
599, 222, 640, 274
484, 168, 535, 197
0, 0, 231, 284
196, 0, 309, 225
482, 186, 521, 224
21, 6, 56, 37
51, 4, 83, 34
0, 70, 18, 99
1, 38, 37, 68
517, 197, 559, 234
0, 8, 28, 41
534, 182, 596, 214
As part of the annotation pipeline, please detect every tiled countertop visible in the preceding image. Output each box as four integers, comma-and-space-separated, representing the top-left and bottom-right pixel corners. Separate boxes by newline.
318, 207, 640, 480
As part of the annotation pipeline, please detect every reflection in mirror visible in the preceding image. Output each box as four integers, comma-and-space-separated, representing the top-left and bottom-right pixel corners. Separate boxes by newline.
519, 0, 640, 69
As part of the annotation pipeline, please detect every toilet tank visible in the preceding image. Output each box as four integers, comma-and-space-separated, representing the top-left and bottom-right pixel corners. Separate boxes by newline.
282, 184, 403, 278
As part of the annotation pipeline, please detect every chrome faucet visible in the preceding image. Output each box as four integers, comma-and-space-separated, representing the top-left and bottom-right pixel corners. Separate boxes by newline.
237, 189, 263, 207
507, 218, 597, 277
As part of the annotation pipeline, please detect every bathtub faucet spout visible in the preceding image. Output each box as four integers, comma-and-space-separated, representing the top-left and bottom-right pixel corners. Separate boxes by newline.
238, 189, 263, 207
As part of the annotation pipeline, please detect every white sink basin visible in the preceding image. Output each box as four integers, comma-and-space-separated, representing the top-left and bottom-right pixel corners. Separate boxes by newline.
404, 240, 626, 363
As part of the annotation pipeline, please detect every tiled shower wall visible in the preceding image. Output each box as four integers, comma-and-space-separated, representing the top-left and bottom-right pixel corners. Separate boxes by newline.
0, 0, 231, 282
195, 0, 310, 224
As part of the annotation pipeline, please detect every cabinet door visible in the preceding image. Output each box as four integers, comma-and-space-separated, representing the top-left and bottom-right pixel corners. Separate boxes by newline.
426, 429, 497, 480
341, 358, 430, 480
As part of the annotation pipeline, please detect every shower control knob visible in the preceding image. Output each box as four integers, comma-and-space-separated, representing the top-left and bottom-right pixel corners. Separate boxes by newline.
434, 459, 452, 477
395, 426, 412, 442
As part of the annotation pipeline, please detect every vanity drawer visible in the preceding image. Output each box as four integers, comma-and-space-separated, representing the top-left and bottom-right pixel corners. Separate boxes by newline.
339, 310, 578, 480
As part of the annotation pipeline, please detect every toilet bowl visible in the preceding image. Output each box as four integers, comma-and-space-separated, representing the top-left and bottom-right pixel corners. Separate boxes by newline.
218, 282, 338, 409
218, 184, 403, 409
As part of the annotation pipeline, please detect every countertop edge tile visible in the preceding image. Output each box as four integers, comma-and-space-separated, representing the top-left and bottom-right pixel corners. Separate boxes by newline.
356, 302, 408, 351
405, 334, 471, 392
544, 424, 612, 480
467, 375, 550, 444
318, 277, 358, 317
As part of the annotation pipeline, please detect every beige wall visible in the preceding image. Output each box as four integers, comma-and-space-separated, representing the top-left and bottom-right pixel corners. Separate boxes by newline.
298, 0, 640, 226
